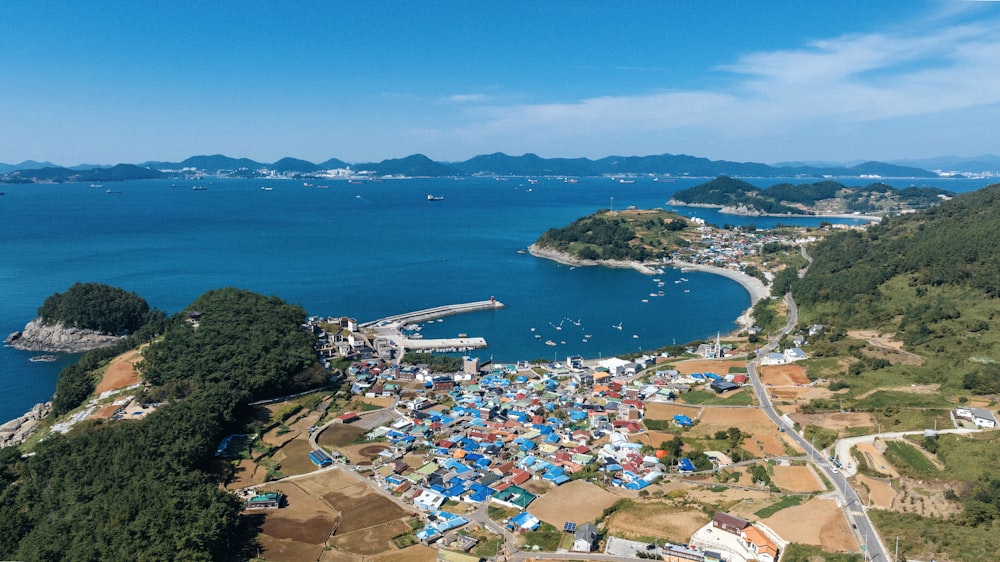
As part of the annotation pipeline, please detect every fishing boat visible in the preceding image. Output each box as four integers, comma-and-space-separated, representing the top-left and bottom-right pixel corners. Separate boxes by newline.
29, 355, 57, 362
192, 186, 208, 191
260, 186, 273, 191
427, 194, 444, 201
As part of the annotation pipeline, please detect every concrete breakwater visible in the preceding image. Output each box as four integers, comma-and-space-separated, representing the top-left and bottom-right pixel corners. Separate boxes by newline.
363, 300, 504, 360
360, 299, 505, 328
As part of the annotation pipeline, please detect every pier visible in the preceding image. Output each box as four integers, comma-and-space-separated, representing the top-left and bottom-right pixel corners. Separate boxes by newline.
362, 299, 504, 361
360, 299, 505, 328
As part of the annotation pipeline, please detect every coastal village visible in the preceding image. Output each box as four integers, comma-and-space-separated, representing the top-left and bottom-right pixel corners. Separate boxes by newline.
6, 216, 998, 562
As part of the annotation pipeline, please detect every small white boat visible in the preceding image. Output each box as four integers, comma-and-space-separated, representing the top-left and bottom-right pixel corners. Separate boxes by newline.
427, 194, 444, 201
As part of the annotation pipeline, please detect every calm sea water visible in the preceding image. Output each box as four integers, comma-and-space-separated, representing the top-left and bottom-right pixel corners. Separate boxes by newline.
1, 175, 992, 421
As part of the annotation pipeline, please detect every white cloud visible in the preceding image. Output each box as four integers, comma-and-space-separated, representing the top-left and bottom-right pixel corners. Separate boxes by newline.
447, 9, 1000, 160
445, 93, 492, 103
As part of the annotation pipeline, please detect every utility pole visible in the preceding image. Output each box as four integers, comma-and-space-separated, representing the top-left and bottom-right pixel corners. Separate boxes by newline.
895, 535, 899, 562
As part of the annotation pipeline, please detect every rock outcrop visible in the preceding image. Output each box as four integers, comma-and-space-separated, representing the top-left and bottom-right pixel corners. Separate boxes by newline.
0, 402, 51, 448
8, 318, 124, 353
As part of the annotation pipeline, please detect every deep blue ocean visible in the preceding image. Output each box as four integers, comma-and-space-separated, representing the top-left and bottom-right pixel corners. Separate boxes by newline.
1, 175, 993, 422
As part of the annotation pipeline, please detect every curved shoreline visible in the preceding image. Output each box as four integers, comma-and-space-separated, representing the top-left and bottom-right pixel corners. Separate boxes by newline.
528, 244, 769, 333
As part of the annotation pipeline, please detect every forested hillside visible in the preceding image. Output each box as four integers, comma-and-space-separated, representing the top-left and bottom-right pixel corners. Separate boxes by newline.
0, 287, 326, 561
793, 182, 1000, 395
38, 282, 153, 334
671, 176, 952, 215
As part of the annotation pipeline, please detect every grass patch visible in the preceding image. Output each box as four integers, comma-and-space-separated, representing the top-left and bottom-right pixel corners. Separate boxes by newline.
935, 431, 1000, 483
681, 388, 753, 406
852, 390, 952, 410
781, 543, 864, 562
488, 505, 520, 522
884, 440, 937, 475
523, 522, 562, 551
474, 536, 503, 557
869, 509, 1000, 562
753, 495, 807, 518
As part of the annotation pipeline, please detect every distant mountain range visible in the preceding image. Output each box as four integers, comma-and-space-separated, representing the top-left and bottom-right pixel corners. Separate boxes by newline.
5, 151, 999, 183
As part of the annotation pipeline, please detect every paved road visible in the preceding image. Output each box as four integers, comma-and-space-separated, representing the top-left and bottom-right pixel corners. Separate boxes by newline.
747, 293, 890, 561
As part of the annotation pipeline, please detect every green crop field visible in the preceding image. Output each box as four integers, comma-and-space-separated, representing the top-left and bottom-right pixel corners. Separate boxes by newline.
884, 440, 937, 474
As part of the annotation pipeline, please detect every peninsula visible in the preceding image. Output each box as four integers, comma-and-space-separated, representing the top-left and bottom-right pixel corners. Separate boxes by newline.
668, 175, 954, 217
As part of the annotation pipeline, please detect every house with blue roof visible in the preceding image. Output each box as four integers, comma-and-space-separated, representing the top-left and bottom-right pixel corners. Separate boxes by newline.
508, 511, 541, 531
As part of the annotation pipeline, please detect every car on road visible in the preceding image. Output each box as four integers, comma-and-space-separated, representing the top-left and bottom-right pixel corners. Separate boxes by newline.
832, 467, 839, 474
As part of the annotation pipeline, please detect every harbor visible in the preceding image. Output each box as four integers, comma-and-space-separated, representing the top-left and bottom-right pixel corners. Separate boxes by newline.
361, 299, 504, 361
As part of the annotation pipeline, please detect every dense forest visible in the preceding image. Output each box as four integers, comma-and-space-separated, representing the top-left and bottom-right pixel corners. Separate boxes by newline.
38, 282, 154, 334
0, 287, 327, 561
671, 176, 953, 215
794, 183, 1000, 322
535, 210, 689, 262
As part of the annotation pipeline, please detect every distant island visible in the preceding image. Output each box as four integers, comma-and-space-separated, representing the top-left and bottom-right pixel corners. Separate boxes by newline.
1, 151, 949, 183
669, 176, 954, 217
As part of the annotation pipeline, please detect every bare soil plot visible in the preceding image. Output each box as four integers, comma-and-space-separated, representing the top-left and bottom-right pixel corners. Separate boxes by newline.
758, 433, 789, 457
855, 384, 940, 400
644, 402, 702, 421
318, 424, 368, 448
271, 438, 317, 476
528, 480, 623, 526
687, 407, 773, 438
857, 442, 898, 477
605, 502, 710, 543
670, 358, 748, 376
226, 459, 265, 490
770, 465, 824, 493
293, 468, 363, 497
338, 443, 391, 465
258, 535, 325, 562
855, 475, 897, 509
761, 497, 854, 552
632, 430, 679, 448
289, 410, 324, 432
742, 439, 766, 459
356, 396, 395, 409
330, 518, 411, 554
759, 364, 809, 386
848, 330, 924, 365
94, 349, 142, 394
263, 426, 301, 448
258, 481, 340, 544
771, 387, 834, 401
892, 478, 962, 518
324, 488, 408, 534
792, 412, 874, 433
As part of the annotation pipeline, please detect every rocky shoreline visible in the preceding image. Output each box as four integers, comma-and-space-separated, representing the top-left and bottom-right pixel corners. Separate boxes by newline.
6, 317, 125, 353
0, 402, 51, 448
527, 244, 769, 332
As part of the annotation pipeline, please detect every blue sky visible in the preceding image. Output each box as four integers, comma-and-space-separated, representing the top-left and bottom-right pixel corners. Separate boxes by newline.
2, 1, 999, 166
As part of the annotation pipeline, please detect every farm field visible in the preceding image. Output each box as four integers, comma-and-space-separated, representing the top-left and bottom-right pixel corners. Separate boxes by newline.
317, 424, 368, 448
884, 440, 939, 474
528, 480, 623, 526
94, 349, 142, 394
854, 475, 896, 509
761, 497, 854, 552
688, 407, 774, 438
604, 501, 710, 544
669, 358, 748, 376
644, 402, 702, 421
770, 464, 824, 493
759, 364, 810, 386
256, 469, 419, 561
791, 412, 875, 433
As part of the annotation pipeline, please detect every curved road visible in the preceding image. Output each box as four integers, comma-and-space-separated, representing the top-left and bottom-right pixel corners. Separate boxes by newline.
748, 293, 889, 561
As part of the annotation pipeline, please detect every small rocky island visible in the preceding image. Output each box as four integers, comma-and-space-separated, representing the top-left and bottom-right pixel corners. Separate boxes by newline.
6, 282, 153, 353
